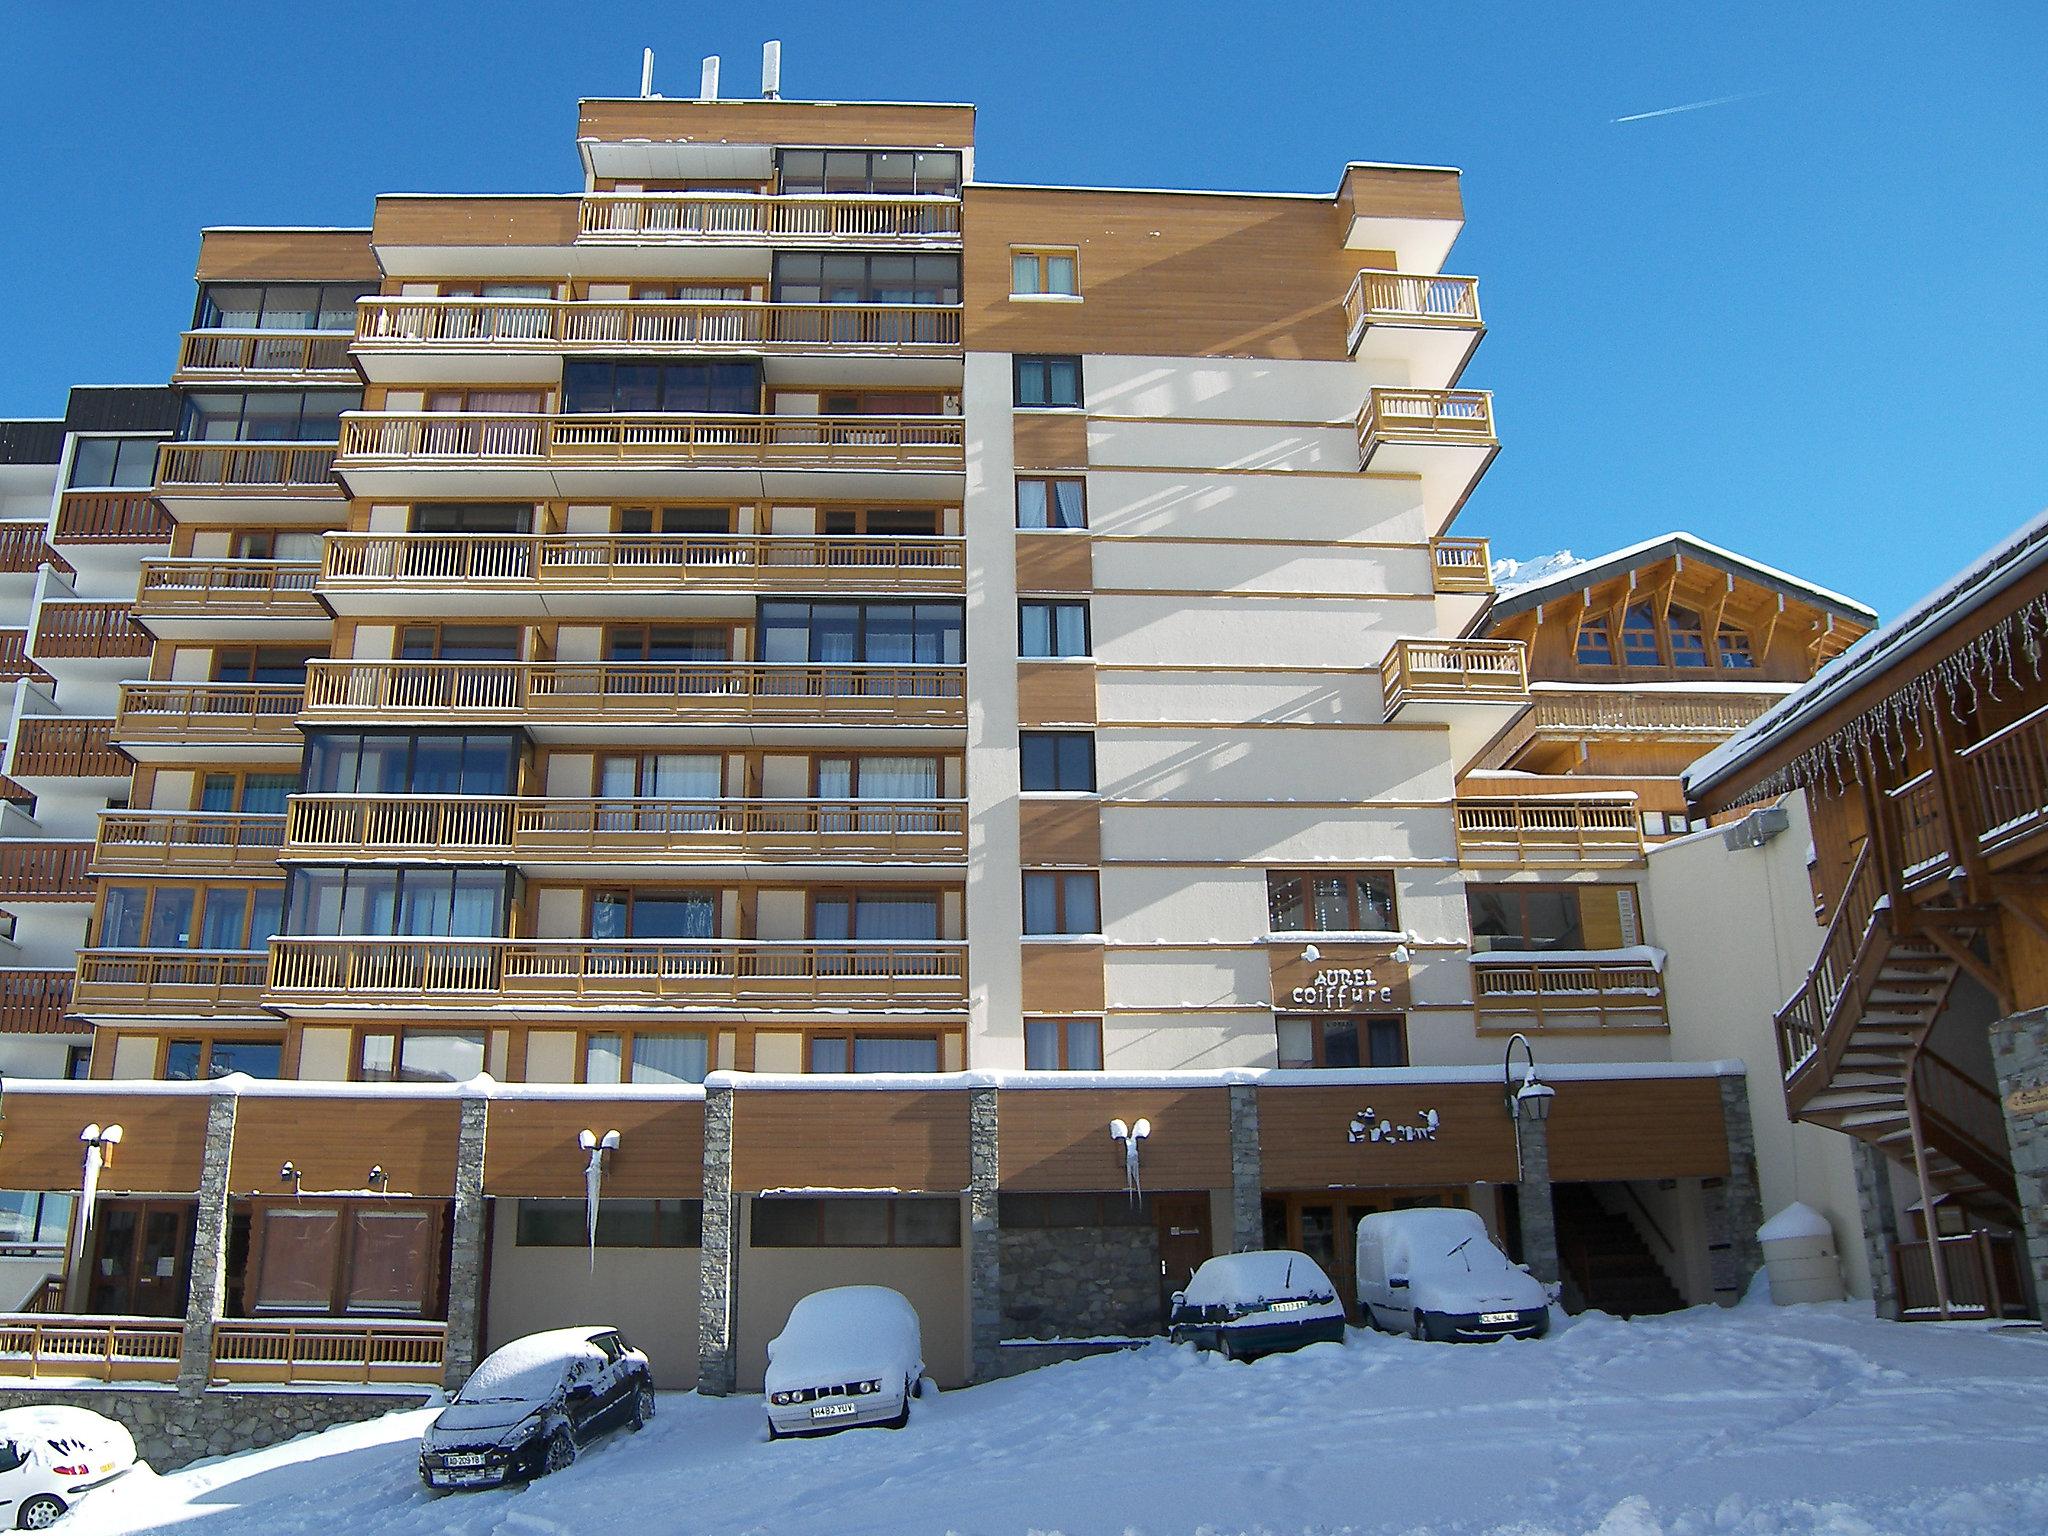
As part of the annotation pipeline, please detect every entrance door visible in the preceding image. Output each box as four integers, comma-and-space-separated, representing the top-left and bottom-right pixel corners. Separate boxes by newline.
86, 1200, 194, 1317
1153, 1195, 1212, 1316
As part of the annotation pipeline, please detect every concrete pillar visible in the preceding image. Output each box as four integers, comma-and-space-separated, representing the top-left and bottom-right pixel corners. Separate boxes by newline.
1514, 1112, 1559, 1286
176, 1091, 239, 1395
967, 1086, 1001, 1382
1852, 1139, 1904, 1320
441, 1095, 490, 1392
1714, 1075, 1766, 1302
697, 1082, 739, 1397
1990, 1005, 2048, 1306
1226, 1083, 1263, 1252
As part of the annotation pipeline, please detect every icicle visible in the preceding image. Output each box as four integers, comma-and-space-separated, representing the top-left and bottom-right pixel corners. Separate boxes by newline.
578, 1130, 620, 1274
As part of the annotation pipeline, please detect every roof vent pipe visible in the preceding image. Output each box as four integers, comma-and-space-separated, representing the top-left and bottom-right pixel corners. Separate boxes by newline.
762, 40, 782, 99
700, 55, 720, 101
640, 48, 655, 99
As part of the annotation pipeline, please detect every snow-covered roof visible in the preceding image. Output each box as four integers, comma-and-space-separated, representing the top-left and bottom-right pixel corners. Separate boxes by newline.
1487, 532, 1876, 626
1686, 509, 2048, 802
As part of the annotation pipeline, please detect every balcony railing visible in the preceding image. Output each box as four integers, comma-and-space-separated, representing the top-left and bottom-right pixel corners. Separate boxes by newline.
30, 601, 151, 659
0, 522, 63, 572
212, 1319, 446, 1387
52, 491, 171, 544
1379, 638, 1529, 717
0, 630, 46, 683
579, 192, 961, 243
301, 660, 965, 728
1471, 954, 1668, 1030
284, 794, 967, 864
336, 412, 964, 470
1962, 702, 2048, 866
1455, 797, 1644, 866
0, 1317, 183, 1383
1894, 1231, 2032, 1321
1885, 769, 1952, 888
1357, 388, 1496, 467
114, 682, 306, 749
0, 841, 93, 900
73, 949, 270, 1013
1343, 271, 1482, 345
267, 936, 969, 1009
0, 970, 76, 1034
1520, 690, 1784, 738
1429, 536, 1493, 594
1774, 843, 1882, 1082
176, 330, 354, 377
94, 811, 287, 876
321, 532, 964, 595
156, 442, 339, 493
10, 717, 123, 778
356, 297, 962, 351
135, 559, 325, 621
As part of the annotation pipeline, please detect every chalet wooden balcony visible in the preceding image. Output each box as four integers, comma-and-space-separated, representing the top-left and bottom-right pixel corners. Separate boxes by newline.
212, 1319, 445, 1387
1454, 796, 1645, 866
0, 630, 47, 683
73, 949, 271, 1015
1962, 701, 2048, 871
135, 559, 324, 620
114, 682, 306, 758
29, 601, 151, 660
0, 522, 64, 572
0, 969, 76, 1034
0, 841, 93, 901
355, 296, 962, 355
283, 794, 967, 867
1429, 536, 1493, 594
94, 811, 287, 877
0, 1317, 183, 1384
266, 936, 969, 1012
51, 491, 170, 545
155, 442, 340, 498
578, 192, 961, 244
1356, 388, 1498, 529
175, 329, 355, 380
1343, 272, 1483, 387
300, 660, 966, 731
1379, 637, 1529, 718
9, 717, 124, 780
1471, 953, 1668, 1031
1478, 687, 1787, 772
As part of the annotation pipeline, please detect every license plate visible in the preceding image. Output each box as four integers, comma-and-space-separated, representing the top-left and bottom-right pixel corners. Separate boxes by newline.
1480, 1311, 1521, 1325
1269, 1300, 1311, 1313
443, 1453, 488, 1468
810, 1401, 858, 1421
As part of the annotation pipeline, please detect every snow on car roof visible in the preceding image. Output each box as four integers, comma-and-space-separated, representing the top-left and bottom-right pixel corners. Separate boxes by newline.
459, 1328, 608, 1403
767, 1287, 921, 1387
1183, 1250, 1335, 1308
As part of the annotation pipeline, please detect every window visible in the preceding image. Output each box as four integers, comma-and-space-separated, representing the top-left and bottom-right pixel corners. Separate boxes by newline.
212, 646, 317, 683
284, 867, 512, 938
1574, 615, 1613, 666
811, 890, 940, 942
813, 755, 941, 802
303, 732, 522, 797
163, 1037, 283, 1081
176, 390, 358, 443
998, 1193, 1151, 1228
1266, 871, 1398, 934
1466, 886, 1584, 952
1620, 603, 1661, 666
1014, 355, 1083, 409
561, 359, 760, 415
1668, 604, 1709, 668
0, 1192, 74, 1252
409, 502, 532, 534
1276, 1016, 1407, 1069
358, 1030, 486, 1083
604, 624, 728, 663
589, 889, 718, 940
64, 1046, 91, 1080
1717, 623, 1755, 669
751, 1196, 960, 1247
1024, 1017, 1103, 1070
581, 1031, 712, 1086
1020, 731, 1095, 792
399, 624, 521, 661
776, 148, 961, 197
1642, 811, 1692, 839
1022, 871, 1100, 936
805, 1033, 942, 1073
196, 283, 368, 332
229, 529, 324, 561
1016, 476, 1086, 530
67, 436, 160, 488
758, 601, 962, 666
200, 770, 296, 814
1010, 248, 1080, 297
97, 883, 281, 950
619, 504, 733, 536
1019, 600, 1090, 659
819, 506, 938, 537
516, 1198, 702, 1248
771, 252, 960, 306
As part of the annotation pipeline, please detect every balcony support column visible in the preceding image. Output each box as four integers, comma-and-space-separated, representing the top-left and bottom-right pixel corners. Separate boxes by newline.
177, 1089, 239, 1395
442, 1095, 491, 1392
1990, 1005, 2048, 1308
1513, 1112, 1559, 1289
697, 1081, 740, 1396
1227, 1083, 1263, 1253
967, 1086, 1002, 1383
1712, 1075, 1765, 1303
1851, 1140, 1905, 1320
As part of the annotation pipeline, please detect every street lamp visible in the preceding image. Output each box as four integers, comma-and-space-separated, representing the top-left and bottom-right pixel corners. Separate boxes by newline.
1503, 1033, 1554, 1178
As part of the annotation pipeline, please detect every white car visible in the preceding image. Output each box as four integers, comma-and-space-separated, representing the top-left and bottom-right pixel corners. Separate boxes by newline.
765, 1286, 924, 1438
1355, 1207, 1551, 1342
0, 1406, 135, 1529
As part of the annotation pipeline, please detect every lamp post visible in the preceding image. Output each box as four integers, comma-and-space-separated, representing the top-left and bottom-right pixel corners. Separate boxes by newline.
1502, 1034, 1559, 1287
1503, 1032, 1553, 1172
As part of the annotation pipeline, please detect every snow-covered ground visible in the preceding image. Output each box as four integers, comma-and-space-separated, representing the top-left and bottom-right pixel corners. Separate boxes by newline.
63, 1301, 2048, 1536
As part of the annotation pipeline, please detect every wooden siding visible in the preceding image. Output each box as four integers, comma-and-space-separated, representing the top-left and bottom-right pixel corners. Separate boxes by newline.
194, 229, 379, 282
1258, 1083, 1518, 1189
577, 100, 975, 149
730, 1089, 969, 1193
1338, 165, 1465, 225
0, 1093, 209, 1194
1020, 942, 1106, 1013
1546, 1078, 1732, 1182
1017, 661, 1097, 725
227, 1097, 461, 1198
1015, 532, 1093, 592
1019, 798, 1101, 865
1011, 413, 1089, 470
999, 1088, 1231, 1191
372, 196, 581, 249
483, 1098, 704, 1199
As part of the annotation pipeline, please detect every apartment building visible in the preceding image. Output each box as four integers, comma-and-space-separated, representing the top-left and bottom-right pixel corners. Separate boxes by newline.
0, 88, 1827, 1451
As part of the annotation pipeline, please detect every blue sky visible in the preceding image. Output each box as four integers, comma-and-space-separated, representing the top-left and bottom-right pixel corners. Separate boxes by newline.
3, 1, 2043, 618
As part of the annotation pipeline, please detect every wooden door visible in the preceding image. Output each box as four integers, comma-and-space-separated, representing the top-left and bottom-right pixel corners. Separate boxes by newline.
1153, 1194, 1212, 1316
86, 1200, 193, 1317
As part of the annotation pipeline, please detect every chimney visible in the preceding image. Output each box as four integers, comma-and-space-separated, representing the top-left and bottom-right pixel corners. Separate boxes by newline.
640, 48, 655, 99
761, 40, 782, 100
700, 55, 720, 101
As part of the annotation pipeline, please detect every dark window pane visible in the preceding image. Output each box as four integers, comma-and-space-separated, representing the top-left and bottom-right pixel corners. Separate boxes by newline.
163, 1041, 203, 1080
892, 1198, 960, 1247
1321, 1019, 1361, 1068
818, 1199, 890, 1245
210, 1040, 282, 1079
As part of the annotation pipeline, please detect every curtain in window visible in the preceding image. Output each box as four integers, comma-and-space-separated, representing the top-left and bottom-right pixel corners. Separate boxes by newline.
251, 1208, 340, 1312
851, 1036, 940, 1073
853, 894, 939, 941
344, 1208, 435, 1314
632, 1034, 710, 1085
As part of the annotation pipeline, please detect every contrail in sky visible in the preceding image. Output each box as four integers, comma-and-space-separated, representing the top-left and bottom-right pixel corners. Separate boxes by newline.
1612, 91, 1768, 124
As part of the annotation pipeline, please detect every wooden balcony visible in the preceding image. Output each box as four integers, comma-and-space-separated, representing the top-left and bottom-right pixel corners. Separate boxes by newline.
1455, 797, 1645, 866
212, 1319, 445, 1387
283, 794, 967, 866
1429, 536, 1493, 594
266, 936, 969, 1012
300, 660, 965, 731
9, 717, 124, 780
114, 683, 306, 758
0, 841, 93, 901
0, 970, 76, 1034
51, 491, 170, 545
1471, 954, 1668, 1031
1343, 272, 1483, 387
1962, 701, 2048, 871
0, 522, 64, 573
29, 601, 151, 660
175, 330, 354, 379
578, 192, 961, 244
0, 1317, 182, 1383
1379, 638, 1529, 717
73, 949, 270, 1015
0, 630, 48, 683
134, 559, 327, 639
156, 442, 339, 496
356, 297, 962, 354
94, 811, 287, 877
1478, 688, 1786, 772
1894, 1231, 2033, 1321
1356, 389, 1498, 528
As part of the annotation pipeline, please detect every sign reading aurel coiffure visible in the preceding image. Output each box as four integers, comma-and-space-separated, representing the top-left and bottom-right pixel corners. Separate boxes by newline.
1289, 967, 1397, 1010
1267, 945, 1412, 1013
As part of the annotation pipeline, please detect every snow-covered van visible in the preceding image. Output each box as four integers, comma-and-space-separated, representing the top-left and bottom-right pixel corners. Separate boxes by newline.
0, 1405, 135, 1529
765, 1286, 925, 1438
1355, 1208, 1550, 1342
1168, 1250, 1347, 1359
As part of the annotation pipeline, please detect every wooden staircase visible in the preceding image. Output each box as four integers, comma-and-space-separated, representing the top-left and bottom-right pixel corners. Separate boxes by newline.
1553, 1185, 1687, 1318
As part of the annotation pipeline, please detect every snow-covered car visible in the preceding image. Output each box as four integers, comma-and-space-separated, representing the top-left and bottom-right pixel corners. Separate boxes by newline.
1167, 1250, 1348, 1360
1355, 1207, 1550, 1342
418, 1327, 653, 1490
765, 1286, 924, 1438
0, 1405, 135, 1529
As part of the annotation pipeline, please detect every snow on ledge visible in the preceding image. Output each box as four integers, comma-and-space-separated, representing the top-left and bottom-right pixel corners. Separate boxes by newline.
1469, 945, 1668, 972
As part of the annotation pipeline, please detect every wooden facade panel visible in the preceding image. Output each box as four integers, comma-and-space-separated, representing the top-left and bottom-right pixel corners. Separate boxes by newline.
1020, 943, 1106, 1014
1258, 1083, 1518, 1189
227, 1098, 461, 1198
484, 1099, 705, 1199
372, 197, 581, 249
195, 229, 379, 282
731, 1089, 969, 1193
0, 1093, 208, 1194
1011, 413, 1089, 470
1014, 532, 1093, 593
1267, 945, 1411, 1012
1546, 1079, 1731, 1183
1339, 165, 1465, 225
1017, 661, 1097, 726
1000, 1088, 1231, 1191
1019, 797, 1101, 865
577, 100, 975, 149
963, 187, 1359, 360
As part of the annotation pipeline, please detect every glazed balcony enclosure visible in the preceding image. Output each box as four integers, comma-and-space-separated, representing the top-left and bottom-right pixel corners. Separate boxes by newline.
1343, 270, 1483, 389
1355, 387, 1497, 531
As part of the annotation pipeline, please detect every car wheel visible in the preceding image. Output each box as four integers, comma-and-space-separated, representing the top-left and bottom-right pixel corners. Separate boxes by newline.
542, 1428, 577, 1476
1218, 1334, 1238, 1362
1410, 1310, 1427, 1341
630, 1382, 656, 1430
885, 1381, 912, 1430
17, 1495, 65, 1531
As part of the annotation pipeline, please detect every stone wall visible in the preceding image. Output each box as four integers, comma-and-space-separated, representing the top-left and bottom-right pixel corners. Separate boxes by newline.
1991, 1005, 2048, 1304
0, 1387, 431, 1471
999, 1225, 1162, 1342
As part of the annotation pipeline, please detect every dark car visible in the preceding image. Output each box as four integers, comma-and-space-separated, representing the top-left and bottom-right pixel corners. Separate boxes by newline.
419, 1327, 653, 1491
1168, 1250, 1349, 1360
